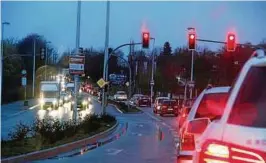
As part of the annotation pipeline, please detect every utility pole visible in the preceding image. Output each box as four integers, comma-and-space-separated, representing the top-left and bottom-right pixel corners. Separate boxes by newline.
102, 0, 110, 114
32, 39, 36, 98
73, 0, 81, 122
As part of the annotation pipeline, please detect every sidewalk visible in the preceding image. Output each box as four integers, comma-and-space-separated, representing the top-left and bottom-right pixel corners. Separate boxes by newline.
1, 99, 38, 119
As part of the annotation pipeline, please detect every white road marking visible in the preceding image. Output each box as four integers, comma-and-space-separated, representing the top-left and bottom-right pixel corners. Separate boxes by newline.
106, 148, 123, 155
7, 104, 39, 118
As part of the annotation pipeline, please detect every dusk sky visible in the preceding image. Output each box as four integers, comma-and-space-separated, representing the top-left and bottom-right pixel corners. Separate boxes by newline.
2, 1, 266, 55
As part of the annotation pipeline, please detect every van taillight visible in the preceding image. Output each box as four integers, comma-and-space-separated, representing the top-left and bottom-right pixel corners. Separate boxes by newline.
199, 140, 265, 163
182, 133, 195, 151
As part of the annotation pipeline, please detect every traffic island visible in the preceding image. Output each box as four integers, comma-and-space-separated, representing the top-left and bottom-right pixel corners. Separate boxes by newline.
108, 100, 143, 114
1, 114, 117, 163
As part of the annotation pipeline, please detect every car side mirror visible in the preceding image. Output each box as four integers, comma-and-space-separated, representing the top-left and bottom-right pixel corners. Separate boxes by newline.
186, 118, 210, 135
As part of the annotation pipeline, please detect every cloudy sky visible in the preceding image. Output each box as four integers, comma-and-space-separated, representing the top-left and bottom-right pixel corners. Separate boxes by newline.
2, 1, 266, 54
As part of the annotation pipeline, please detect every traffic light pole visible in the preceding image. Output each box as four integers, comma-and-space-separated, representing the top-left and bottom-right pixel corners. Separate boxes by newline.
101, 42, 141, 113
190, 50, 194, 99
150, 38, 155, 106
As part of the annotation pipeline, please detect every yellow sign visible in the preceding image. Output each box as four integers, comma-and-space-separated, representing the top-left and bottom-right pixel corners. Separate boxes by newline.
97, 78, 106, 88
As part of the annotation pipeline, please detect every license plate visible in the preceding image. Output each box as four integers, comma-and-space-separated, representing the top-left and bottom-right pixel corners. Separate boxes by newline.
144, 100, 147, 102
168, 108, 173, 110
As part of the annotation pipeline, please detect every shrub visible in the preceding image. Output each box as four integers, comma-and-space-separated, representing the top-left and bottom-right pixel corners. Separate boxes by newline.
80, 114, 101, 134
100, 113, 116, 123
8, 122, 31, 141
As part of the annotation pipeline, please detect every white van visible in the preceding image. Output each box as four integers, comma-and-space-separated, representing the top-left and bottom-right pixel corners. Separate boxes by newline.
189, 49, 266, 163
39, 81, 62, 109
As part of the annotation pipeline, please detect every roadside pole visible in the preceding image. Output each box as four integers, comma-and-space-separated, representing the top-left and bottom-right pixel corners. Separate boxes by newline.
32, 39, 36, 98
73, 0, 81, 122
190, 50, 194, 99
102, 0, 110, 114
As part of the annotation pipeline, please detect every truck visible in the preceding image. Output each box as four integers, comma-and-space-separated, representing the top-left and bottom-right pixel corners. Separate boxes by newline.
39, 81, 62, 110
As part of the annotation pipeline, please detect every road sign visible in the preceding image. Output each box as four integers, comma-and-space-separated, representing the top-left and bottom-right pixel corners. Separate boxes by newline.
125, 82, 129, 87
69, 56, 85, 75
188, 81, 195, 88
97, 78, 107, 88
21, 69, 27, 75
150, 80, 154, 85
22, 77, 27, 86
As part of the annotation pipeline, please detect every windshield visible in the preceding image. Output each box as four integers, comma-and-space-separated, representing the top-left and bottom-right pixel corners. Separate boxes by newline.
228, 67, 266, 128
162, 100, 177, 105
42, 91, 59, 98
117, 92, 126, 95
195, 93, 229, 120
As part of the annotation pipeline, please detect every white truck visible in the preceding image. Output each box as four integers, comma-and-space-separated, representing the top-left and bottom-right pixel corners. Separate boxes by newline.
39, 81, 62, 110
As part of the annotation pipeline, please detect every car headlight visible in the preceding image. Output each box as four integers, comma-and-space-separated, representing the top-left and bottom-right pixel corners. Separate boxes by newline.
88, 97, 91, 102
64, 96, 68, 101
39, 99, 44, 104
53, 100, 57, 105
157, 106, 161, 110
69, 95, 72, 98
59, 99, 63, 104
71, 101, 75, 104
79, 89, 82, 93
82, 100, 88, 105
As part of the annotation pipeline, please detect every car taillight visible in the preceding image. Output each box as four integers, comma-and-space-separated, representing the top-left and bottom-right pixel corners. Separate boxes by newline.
199, 140, 266, 163
181, 133, 195, 151
174, 106, 178, 108
162, 105, 167, 109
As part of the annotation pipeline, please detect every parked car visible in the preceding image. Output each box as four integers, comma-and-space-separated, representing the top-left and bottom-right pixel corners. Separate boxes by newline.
153, 97, 170, 114
177, 86, 230, 161
114, 91, 127, 101
192, 49, 266, 163
136, 95, 151, 107
158, 99, 179, 116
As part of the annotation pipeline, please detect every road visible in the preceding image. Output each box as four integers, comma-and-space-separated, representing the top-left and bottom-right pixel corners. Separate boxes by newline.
2, 98, 183, 163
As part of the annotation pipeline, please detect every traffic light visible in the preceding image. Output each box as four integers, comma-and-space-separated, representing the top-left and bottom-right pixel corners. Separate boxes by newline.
142, 32, 150, 48
40, 48, 46, 60
188, 33, 196, 50
227, 33, 236, 52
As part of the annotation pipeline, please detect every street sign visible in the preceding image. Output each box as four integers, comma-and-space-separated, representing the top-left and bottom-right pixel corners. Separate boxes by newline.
188, 81, 195, 88
22, 77, 27, 86
125, 82, 129, 87
21, 69, 27, 75
97, 78, 107, 88
150, 80, 154, 85
69, 56, 85, 75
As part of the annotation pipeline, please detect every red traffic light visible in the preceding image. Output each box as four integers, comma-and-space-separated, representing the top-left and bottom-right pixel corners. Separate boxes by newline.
227, 33, 236, 52
188, 33, 196, 50
142, 32, 150, 48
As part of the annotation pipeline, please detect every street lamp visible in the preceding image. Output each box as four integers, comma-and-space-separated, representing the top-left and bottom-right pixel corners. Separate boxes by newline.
1, 21, 11, 106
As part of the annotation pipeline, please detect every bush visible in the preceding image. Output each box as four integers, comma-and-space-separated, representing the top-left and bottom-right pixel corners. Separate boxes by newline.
100, 113, 116, 123
8, 122, 31, 141
80, 114, 101, 134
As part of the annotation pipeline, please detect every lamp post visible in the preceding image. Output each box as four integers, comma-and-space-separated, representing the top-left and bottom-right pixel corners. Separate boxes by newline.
1, 22, 10, 106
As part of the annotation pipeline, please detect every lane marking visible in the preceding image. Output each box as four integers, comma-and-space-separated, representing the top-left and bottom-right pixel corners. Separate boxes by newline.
106, 148, 123, 155
6, 104, 39, 118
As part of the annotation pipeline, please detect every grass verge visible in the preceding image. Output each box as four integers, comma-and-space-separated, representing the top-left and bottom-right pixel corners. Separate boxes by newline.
1, 114, 116, 158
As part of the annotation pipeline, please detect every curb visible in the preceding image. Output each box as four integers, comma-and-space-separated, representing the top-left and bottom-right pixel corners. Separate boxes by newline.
1, 122, 119, 163
108, 103, 123, 113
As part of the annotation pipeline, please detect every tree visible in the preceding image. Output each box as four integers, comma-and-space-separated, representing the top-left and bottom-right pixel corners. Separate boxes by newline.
162, 41, 172, 56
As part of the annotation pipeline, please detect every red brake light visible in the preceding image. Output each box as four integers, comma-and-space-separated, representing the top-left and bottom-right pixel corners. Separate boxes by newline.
181, 133, 195, 151
199, 140, 266, 163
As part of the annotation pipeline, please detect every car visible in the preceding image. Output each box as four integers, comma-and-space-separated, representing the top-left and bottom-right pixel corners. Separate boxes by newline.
136, 95, 151, 107
60, 92, 71, 103
192, 49, 266, 163
76, 95, 91, 110
114, 91, 127, 101
158, 99, 179, 116
177, 86, 230, 161
153, 97, 170, 114
129, 94, 143, 105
